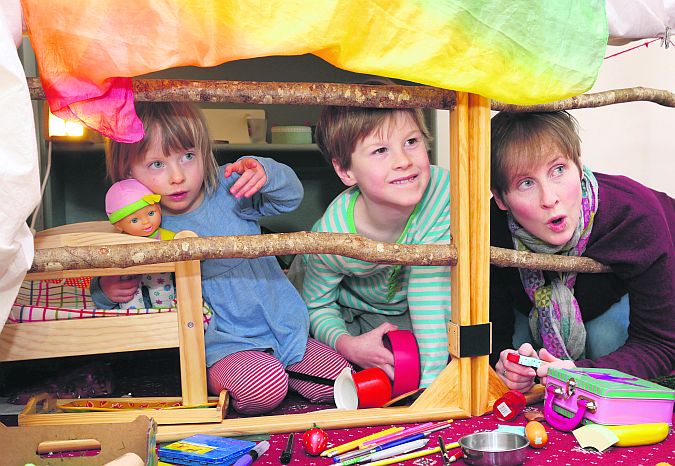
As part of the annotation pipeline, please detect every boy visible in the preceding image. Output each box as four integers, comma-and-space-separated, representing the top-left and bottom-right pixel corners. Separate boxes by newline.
293, 104, 451, 387
489, 111, 674, 390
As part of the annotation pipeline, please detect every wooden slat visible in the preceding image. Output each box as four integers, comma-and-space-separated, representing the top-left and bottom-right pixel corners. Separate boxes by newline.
174, 231, 208, 406
468, 94, 494, 415
449, 91, 473, 412
0, 313, 179, 362
156, 405, 468, 443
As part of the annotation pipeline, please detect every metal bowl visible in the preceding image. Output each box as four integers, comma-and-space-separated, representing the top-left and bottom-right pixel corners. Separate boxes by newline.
459, 431, 529, 466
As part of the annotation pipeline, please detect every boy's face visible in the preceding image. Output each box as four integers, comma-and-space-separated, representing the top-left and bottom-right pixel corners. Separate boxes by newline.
129, 132, 205, 216
492, 146, 582, 246
114, 204, 162, 237
333, 112, 430, 213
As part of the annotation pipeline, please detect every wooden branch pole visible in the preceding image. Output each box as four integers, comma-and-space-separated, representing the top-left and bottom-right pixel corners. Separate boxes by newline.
30, 232, 457, 273
28, 78, 457, 109
490, 246, 610, 273
28, 78, 675, 110
493, 87, 675, 111
29, 233, 610, 275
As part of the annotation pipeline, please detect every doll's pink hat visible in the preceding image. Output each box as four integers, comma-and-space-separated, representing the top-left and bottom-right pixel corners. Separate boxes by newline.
105, 179, 161, 224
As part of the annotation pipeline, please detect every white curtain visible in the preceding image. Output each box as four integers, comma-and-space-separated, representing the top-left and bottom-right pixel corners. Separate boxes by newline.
607, 0, 675, 44
0, 0, 40, 330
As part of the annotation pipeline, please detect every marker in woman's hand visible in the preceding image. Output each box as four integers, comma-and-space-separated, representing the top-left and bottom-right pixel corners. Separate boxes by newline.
507, 351, 541, 368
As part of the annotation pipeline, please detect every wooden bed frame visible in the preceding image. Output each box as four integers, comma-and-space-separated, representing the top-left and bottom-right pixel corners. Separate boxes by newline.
0, 221, 223, 423
2, 82, 516, 441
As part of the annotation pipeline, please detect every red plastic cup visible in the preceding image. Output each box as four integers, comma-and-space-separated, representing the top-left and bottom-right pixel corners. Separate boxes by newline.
334, 367, 392, 409
353, 368, 392, 408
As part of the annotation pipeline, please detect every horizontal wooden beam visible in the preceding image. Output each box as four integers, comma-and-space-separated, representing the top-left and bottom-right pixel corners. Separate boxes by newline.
28, 78, 457, 109
29, 232, 610, 274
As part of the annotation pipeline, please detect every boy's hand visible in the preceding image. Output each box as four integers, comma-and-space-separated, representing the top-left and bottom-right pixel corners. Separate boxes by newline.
496, 343, 538, 392
535, 348, 576, 386
99, 275, 141, 303
335, 323, 398, 379
224, 158, 267, 199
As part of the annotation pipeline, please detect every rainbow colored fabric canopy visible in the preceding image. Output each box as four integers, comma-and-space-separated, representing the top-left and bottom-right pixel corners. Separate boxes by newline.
22, 0, 608, 143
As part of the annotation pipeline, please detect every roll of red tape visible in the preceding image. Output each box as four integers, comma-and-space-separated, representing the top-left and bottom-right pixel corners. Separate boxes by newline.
383, 329, 421, 397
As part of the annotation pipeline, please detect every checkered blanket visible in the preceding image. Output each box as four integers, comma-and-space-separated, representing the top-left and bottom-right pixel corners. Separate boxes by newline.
9, 280, 211, 328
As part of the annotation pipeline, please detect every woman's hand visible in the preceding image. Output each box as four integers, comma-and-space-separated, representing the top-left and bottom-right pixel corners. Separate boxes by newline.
99, 275, 141, 303
224, 158, 267, 199
496, 343, 538, 392
335, 323, 398, 379
536, 348, 576, 385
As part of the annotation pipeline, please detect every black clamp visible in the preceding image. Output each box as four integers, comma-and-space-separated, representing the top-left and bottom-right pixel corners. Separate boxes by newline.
447, 321, 492, 358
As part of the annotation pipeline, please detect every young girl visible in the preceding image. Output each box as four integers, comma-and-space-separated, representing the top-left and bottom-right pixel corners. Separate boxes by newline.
489, 111, 674, 391
103, 178, 175, 309
100, 102, 351, 414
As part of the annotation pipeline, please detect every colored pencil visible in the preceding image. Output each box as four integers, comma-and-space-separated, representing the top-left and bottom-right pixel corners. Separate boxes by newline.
448, 449, 464, 463
359, 420, 452, 450
322, 427, 404, 457
366, 442, 460, 466
334, 439, 430, 466
359, 422, 434, 448
335, 422, 452, 463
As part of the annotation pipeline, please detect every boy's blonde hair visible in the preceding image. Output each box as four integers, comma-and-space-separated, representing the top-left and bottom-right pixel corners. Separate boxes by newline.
315, 78, 430, 171
105, 102, 220, 195
316, 107, 431, 171
491, 111, 582, 197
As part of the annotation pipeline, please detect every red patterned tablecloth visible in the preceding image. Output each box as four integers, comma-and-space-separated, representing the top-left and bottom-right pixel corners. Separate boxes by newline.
252, 404, 674, 465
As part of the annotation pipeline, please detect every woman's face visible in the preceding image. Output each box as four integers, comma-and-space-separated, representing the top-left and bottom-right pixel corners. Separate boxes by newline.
493, 147, 582, 246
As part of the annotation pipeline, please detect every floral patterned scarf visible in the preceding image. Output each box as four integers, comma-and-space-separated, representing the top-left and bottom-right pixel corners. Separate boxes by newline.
507, 166, 599, 360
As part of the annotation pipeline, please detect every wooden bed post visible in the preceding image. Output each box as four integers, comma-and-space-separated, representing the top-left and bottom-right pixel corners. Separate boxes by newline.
468, 94, 507, 415
408, 92, 473, 414
174, 231, 208, 406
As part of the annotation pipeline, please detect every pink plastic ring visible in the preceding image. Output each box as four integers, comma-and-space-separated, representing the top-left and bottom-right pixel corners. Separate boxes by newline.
383, 329, 421, 397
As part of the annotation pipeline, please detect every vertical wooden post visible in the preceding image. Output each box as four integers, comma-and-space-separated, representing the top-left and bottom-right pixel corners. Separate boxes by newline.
467, 94, 494, 415
174, 231, 208, 406
448, 92, 472, 412
410, 95, 472, 413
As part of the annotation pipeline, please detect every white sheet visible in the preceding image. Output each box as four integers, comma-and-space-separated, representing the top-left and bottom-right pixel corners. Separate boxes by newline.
0, 0, 40, 331
607, 0, 675, 44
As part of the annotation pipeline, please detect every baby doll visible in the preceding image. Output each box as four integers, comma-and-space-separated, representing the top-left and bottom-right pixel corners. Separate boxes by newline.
104, 178, 176, 309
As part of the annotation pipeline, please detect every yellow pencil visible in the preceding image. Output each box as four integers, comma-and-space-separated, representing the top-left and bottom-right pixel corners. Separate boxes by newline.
366, 442, 460, 466
321, 427, 405, 457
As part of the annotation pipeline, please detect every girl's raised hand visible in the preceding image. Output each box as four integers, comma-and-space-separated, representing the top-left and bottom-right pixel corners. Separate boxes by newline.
335, 323, 398, 379
99, 275, 142, 303
496, 343, 538, 392
224, 157, 267, 199
536, 348, 576, 386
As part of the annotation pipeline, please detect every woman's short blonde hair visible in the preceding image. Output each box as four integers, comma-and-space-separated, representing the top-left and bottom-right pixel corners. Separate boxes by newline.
491, 111, 582, 196
105, 102, 219, 195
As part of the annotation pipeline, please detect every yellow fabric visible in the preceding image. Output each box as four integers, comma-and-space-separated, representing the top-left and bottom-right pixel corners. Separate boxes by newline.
22, 0, 608, 142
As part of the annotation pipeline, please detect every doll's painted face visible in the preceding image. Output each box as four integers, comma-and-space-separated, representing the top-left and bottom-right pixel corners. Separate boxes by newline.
113, 204, 162, 237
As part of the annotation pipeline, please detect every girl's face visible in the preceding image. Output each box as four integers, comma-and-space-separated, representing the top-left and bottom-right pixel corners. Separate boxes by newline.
493, 147, 582, 246
129, 134, 205, 216
333, 112, 430, 215
114, 204, 161, 237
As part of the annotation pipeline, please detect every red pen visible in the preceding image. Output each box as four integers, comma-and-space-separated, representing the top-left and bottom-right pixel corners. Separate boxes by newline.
507, 351, 541, 368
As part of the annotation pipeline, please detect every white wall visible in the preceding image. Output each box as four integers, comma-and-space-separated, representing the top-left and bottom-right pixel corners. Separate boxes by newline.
570, 42, 674, 196
434, 42, 674, 197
